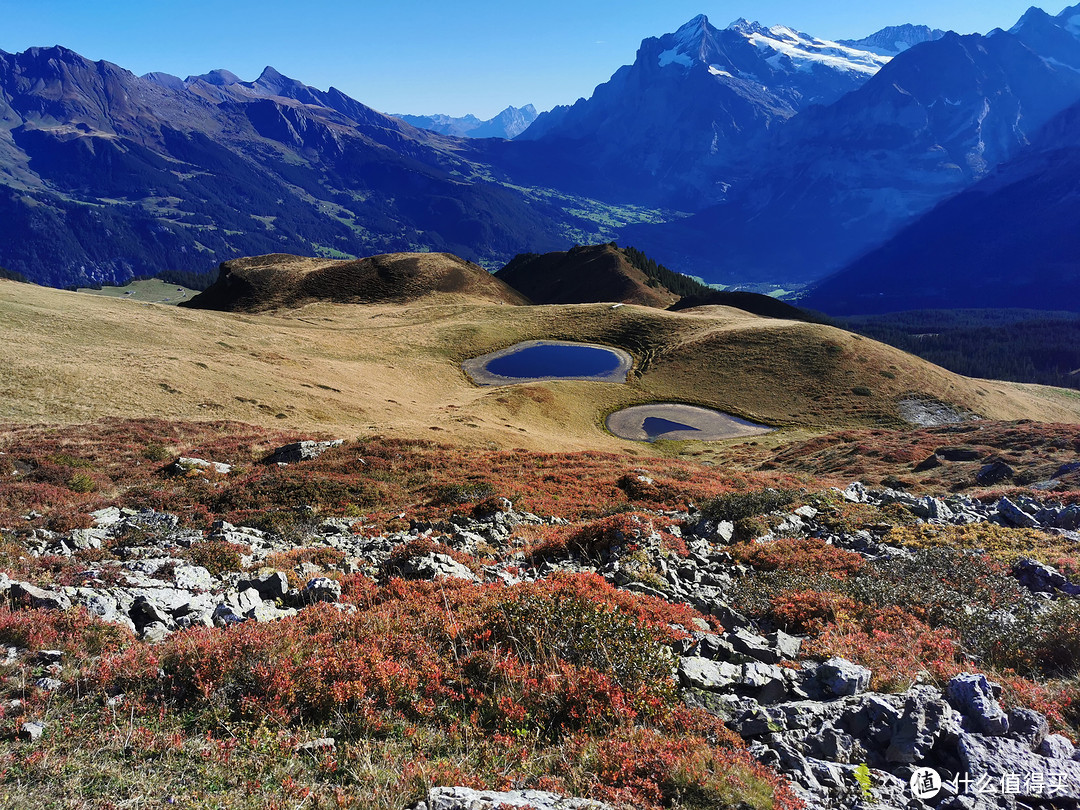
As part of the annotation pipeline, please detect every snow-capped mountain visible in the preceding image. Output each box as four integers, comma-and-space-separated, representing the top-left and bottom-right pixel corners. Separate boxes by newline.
516, 14, 892, 207
394, 105, 538, 139
621, 12, 1080, 287
1008, 2, 1080, 70
723, 17, 889, 78
838, 24, 947, 57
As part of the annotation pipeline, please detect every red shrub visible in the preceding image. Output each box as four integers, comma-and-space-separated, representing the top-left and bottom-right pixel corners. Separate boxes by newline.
768, 590, 861, 636
732, 537, 865, 578
0, 607, 133, 657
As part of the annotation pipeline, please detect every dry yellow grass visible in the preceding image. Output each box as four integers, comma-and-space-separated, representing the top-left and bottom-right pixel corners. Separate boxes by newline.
1, 278, 1078, 452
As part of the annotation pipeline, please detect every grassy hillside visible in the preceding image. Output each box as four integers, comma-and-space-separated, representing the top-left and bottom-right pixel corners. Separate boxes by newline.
2, 279, 1079, 455
495, 244, 683, 308
183, 253, 530, 312
76, 279, 199, 305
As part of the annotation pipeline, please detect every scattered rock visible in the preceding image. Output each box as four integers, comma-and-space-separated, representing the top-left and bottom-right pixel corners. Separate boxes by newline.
19, 721, 46, 741
238, 570, 291, 601
1008, 707, 1049, 749
35, 677, 63, 692
1012, 558, 1080, 597
417, 787, 613, 810
264, 440, 344, 465
295, 737, 336, 755
169, 457, 232, 475
678, 657, 740, 691
301, 577, 341, 603
388, 552, 477, 582
976, 460, 1014, 486
818, 657, 871, 698
997, 497, 1039, 529
946, 674, 1009, 736
9, 582, 71, 611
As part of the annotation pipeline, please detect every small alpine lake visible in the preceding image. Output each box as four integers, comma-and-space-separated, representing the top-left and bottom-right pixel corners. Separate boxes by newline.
607, 403, 774, 442
463, 340, 633, 385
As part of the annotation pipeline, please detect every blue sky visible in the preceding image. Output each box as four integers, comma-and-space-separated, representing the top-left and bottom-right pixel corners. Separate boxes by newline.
1, 1, 1068, 117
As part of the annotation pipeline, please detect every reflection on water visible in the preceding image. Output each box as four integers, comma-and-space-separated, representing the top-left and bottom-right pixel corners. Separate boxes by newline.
642, 417, 702, 438
484, 343, 623, 379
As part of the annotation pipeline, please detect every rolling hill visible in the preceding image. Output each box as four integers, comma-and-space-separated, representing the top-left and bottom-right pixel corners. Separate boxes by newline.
2, 258, 1079, 453
183, 252, 530, 312
494, 244, 686, 308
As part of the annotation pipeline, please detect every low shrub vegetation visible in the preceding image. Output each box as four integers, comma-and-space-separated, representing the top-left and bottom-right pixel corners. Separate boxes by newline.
29, 574, 794, 809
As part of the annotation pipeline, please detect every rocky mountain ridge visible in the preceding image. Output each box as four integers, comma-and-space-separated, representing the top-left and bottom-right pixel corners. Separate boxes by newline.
394, 104, 539, 139
517, 14, 891, 207
0, 46, 590, 287
622, 10, 1080, 287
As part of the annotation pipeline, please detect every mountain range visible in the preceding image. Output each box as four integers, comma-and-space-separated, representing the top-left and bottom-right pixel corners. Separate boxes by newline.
393, 105, 538, 139
2, 5, 1080, 312
0, 48, 592, 287
621, 5, 1080, 292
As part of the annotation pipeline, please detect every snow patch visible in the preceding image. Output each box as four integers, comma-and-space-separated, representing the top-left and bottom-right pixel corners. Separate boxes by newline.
1042, 55, 1080, 73
658, 48, 693, 69
708, 65, 734, 78
740, 25, 890, 76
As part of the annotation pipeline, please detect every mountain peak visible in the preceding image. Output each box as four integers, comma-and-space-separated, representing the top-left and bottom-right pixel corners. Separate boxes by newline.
671, 14, 717, 52
257, 66, 284, 82
838, 24, 947, 57
726, 18, 771, 37
186, 68, 242, 86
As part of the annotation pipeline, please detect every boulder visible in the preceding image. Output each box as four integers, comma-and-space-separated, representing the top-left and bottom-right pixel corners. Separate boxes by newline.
958, 732, 1080, 798
389, 553, 477, 582
263, 440, 344, 465
1008, 708, 1049, 749
9, 582, 71, 611
678, 657, 740, 691
1054, 462, 1080, 479
129, 595, 173, 631
302, 577, 342, 603
170, 457, 232, 475
727, 628, 782, 665
1012, 558, 1080, 597
946, 674, 1009, 736
238, 570, 291, 602
997, 497, 1039, 529
1039, 734, 1076, 760
19, 721, 46, 741
768, 630, 803, 660
140, 622, 171, 643
35, 677, 63, 692
913, 453, 943, 472
740, 662, 788, 704
976, 461, 1014, 486
174, 564, 214, 592
818, 657, 871, 698
886, 687, 960, 764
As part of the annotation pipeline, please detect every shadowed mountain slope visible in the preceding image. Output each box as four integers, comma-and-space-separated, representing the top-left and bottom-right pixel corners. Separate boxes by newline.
802, 97, 1080, 315
0, 47, 593, 288
621, 16, 1080, 286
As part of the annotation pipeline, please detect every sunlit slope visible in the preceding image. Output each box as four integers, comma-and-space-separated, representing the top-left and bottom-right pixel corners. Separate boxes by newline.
1, 280, 1078, 451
